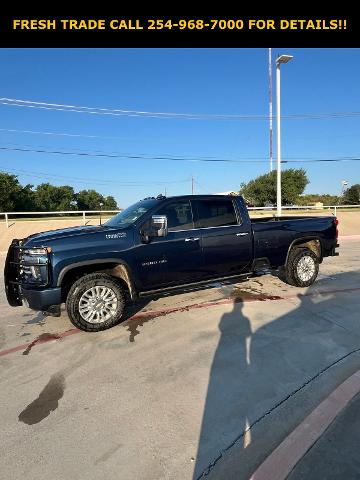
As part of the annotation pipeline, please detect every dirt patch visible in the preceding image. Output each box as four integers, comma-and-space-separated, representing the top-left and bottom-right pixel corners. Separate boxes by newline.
124, 316, 158, 343
231, 288, 282, 302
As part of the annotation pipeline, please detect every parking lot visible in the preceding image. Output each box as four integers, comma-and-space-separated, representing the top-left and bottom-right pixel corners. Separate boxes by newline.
1, 239, 360, 480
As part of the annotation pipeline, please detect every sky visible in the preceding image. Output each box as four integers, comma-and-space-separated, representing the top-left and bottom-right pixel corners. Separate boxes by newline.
0, 48, 359, 208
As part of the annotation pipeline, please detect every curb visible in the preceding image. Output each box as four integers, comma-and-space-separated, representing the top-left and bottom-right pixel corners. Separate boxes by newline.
249, 369, 360, 480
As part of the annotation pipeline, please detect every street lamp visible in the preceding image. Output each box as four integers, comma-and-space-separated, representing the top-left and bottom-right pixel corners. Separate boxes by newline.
341, 180, 349, 195
99, 202, 104, 225
276, 54, 293, 216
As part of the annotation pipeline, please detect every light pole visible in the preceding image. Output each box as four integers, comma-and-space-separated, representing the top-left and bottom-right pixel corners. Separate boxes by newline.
269, 48, 273, 172
70, 200, 77, 210
99, 202, 104, 225
276, 54, 293, 216
341, 180, 348, 196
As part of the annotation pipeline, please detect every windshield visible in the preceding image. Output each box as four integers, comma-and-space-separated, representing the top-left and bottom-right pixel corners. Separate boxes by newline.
104, 199, 158, 228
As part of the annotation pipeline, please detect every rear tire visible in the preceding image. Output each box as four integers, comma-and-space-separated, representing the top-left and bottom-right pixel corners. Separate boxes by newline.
66, 273, 125, 332
282, 247, 319, 287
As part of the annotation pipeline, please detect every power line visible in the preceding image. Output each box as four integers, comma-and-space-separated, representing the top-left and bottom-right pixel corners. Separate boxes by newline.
2, 97, 360, 121
1, 127, 359, 143
0, 145, 261, 162
0, 127, 139, 141
0, 165, 190, 186
0, 141, 235, 160
1, 145, 360, 163
2, 140, 360, 161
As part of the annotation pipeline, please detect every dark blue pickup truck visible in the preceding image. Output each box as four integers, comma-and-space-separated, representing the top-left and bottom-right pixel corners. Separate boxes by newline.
4, 194, 339, 331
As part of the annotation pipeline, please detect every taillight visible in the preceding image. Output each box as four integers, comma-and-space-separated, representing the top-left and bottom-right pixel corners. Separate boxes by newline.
334, 218, 339, 239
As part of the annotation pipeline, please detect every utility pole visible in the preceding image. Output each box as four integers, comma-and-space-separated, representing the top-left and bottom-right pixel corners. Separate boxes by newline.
191, 176, 195, 195
269, 48, 273, 172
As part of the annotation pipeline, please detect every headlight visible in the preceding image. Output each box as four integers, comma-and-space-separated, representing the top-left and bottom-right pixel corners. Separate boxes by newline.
20, 247, 50, 285
29, 266, 42, 280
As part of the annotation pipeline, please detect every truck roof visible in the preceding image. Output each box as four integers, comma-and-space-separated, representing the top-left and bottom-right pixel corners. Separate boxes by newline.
142, 194, 240, 202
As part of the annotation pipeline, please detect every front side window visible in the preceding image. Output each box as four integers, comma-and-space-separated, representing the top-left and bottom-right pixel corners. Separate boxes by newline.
105, 199, 158, 228
193, 199, 238, 228
155, 200, 194, 231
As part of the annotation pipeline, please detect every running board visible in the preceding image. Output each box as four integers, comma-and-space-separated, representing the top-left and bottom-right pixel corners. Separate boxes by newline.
138, 272, 251, 297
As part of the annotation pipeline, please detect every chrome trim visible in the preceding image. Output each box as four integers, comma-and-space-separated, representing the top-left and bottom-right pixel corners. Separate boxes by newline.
236, 232, 249, 236
166, 224, 244, 233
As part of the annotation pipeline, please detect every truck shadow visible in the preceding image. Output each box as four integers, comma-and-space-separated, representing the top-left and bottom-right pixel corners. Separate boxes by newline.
192, 270, 360, 479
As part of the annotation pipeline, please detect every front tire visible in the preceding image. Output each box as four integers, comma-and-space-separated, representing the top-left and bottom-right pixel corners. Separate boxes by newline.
283, 247, 319, 287
66, 273, 125, 332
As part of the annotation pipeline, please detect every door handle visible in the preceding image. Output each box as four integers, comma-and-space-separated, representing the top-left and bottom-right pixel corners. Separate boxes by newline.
185, 237, 200, 242
236, 232, 249, 236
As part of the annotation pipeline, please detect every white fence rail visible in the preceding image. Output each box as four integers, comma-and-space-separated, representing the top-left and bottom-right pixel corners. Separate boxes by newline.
247, 205, 360, 216
0, 210, 121, 228
0, 205, 359, 228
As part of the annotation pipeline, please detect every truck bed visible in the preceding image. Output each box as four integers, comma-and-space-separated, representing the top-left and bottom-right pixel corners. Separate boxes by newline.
250, 215, 338, 268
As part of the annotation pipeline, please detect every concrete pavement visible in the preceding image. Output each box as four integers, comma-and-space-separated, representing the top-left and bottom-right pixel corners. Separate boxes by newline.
1, 241, 360, 479
288, 391, 360, 480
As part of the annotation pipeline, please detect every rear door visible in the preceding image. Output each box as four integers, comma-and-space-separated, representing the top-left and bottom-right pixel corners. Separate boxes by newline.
191, 198, 252, 278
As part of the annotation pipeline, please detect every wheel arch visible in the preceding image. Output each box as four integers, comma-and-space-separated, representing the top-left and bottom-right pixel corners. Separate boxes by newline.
285, 236, 323, 266
57, 259, 138, 301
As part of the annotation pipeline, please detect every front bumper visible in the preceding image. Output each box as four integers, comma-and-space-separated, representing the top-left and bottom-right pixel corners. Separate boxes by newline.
4, 239, 60, 311
21, 287, 62, 311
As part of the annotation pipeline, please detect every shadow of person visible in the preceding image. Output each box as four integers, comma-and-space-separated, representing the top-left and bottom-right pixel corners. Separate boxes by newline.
192, 301, 253, 478
193, 270, 360, 480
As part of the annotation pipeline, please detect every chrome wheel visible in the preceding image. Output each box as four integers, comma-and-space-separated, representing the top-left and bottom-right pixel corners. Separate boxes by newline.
296, 256, 316, 282
78, 286, 118, 323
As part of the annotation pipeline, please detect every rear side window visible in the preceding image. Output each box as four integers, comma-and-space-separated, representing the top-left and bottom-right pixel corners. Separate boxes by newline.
192, 199, 238, 228
155, 200, 194, 231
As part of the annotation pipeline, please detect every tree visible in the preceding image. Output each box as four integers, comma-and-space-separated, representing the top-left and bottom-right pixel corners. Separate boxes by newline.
297, 194, 340, 206
56, 186, 76, 210
14, 184, 37, 211
76, 189, 104, 210
34, 183, 75, 211
103, 195, 118, 210
239, 169, 309, 206
0, 172, 23, 211
342, 184, 360, 205
0, 173, 119, 212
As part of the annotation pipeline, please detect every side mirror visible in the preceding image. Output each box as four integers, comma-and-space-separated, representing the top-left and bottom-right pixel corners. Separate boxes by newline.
150, 215, 168, 237
141, 215, 168, 242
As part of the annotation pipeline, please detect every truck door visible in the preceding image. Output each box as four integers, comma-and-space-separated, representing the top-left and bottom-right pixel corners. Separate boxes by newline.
137, 200, 204, 290
191, 198, 252, 278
